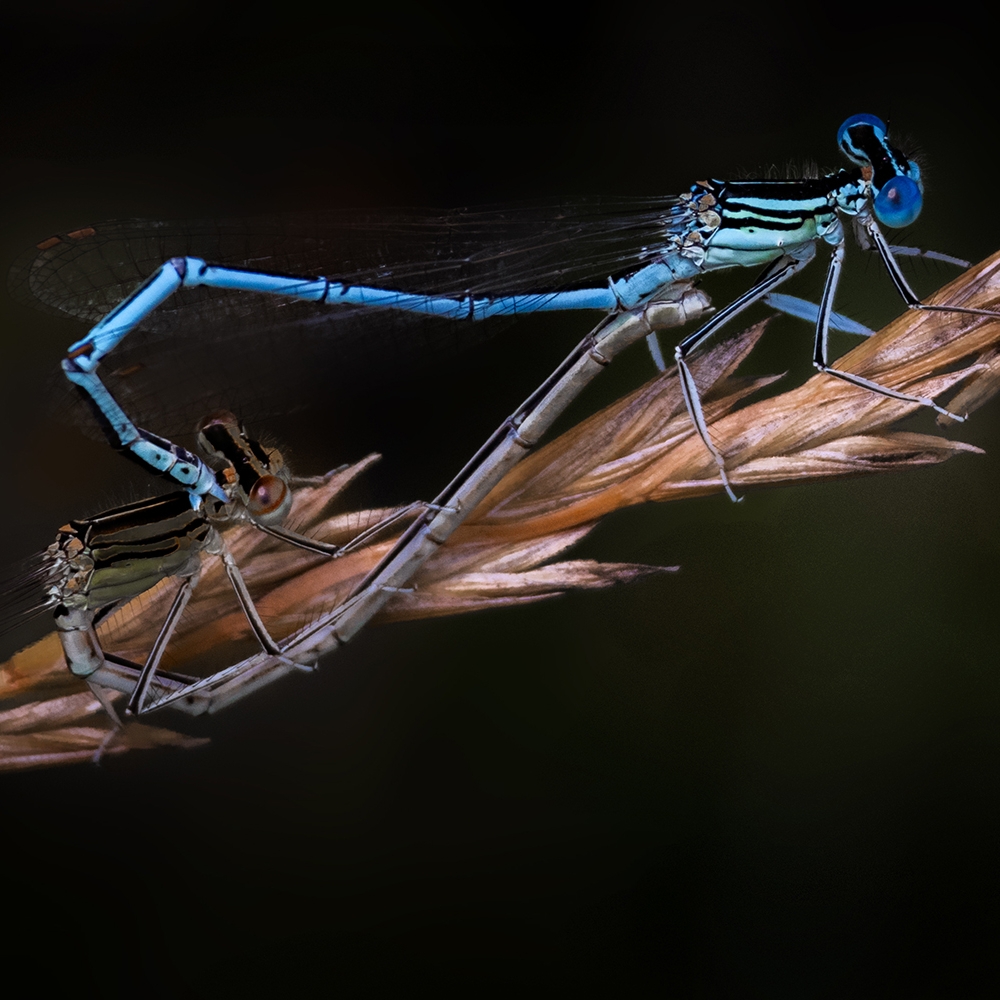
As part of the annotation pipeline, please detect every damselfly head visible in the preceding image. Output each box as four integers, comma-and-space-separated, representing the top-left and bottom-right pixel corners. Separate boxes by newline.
837, 113, 923, 229
196, 411, 293, 525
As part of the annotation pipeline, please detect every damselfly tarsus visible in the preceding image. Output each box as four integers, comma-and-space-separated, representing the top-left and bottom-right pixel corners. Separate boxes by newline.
32, 113, 990, 507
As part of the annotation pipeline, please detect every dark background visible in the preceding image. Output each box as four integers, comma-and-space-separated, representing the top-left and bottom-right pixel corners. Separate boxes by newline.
1, 5, 998, 996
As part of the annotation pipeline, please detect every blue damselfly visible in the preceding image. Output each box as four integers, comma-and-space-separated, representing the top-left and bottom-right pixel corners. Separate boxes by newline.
18, 113, 988, 511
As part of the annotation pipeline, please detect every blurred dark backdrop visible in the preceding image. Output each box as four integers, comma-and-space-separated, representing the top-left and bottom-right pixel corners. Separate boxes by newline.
1, 5, 998, 996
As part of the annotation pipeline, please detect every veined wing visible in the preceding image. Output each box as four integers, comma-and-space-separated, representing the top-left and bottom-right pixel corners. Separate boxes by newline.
8, 204, 685, 436
9, 202, 684, 321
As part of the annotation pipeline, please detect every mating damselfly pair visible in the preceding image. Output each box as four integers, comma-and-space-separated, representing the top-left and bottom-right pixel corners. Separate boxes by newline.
6, 113, 990, 723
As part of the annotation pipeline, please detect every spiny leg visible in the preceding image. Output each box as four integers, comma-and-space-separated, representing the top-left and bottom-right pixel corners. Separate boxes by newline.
84, 678, 125, 763
127, 572, 200, 716
253, 500, 454, 558
864, 216, 998, 330
885, 244, 970, 269
813, 238, 966, 421
213, 540, 282, 656
764, 236, 973, 339
674, 250, 817, 502
87, 679, 123, 728
211, 537, 314, 672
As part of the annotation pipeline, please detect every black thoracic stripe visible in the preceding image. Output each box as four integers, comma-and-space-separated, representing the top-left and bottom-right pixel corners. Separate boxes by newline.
70, 492, 197, 534
716, 170, 863, 223
92, 534, 205, 568
88, 518, 210, 559
717, 216, 815, 232
717, 200, 820, 229
64, 497, 209, 556
724, 200, 813, 217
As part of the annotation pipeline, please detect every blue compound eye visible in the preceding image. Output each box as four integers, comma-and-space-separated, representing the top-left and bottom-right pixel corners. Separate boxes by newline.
873, 175, 923, 228
838, 113, 889, 148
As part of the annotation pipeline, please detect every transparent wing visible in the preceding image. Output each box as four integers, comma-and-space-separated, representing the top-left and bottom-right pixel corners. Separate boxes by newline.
8, 204, 683, 437
9, 202, 684, 318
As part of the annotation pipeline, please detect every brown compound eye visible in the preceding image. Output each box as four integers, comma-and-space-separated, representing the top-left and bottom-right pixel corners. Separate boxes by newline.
247, 475, 288, 517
